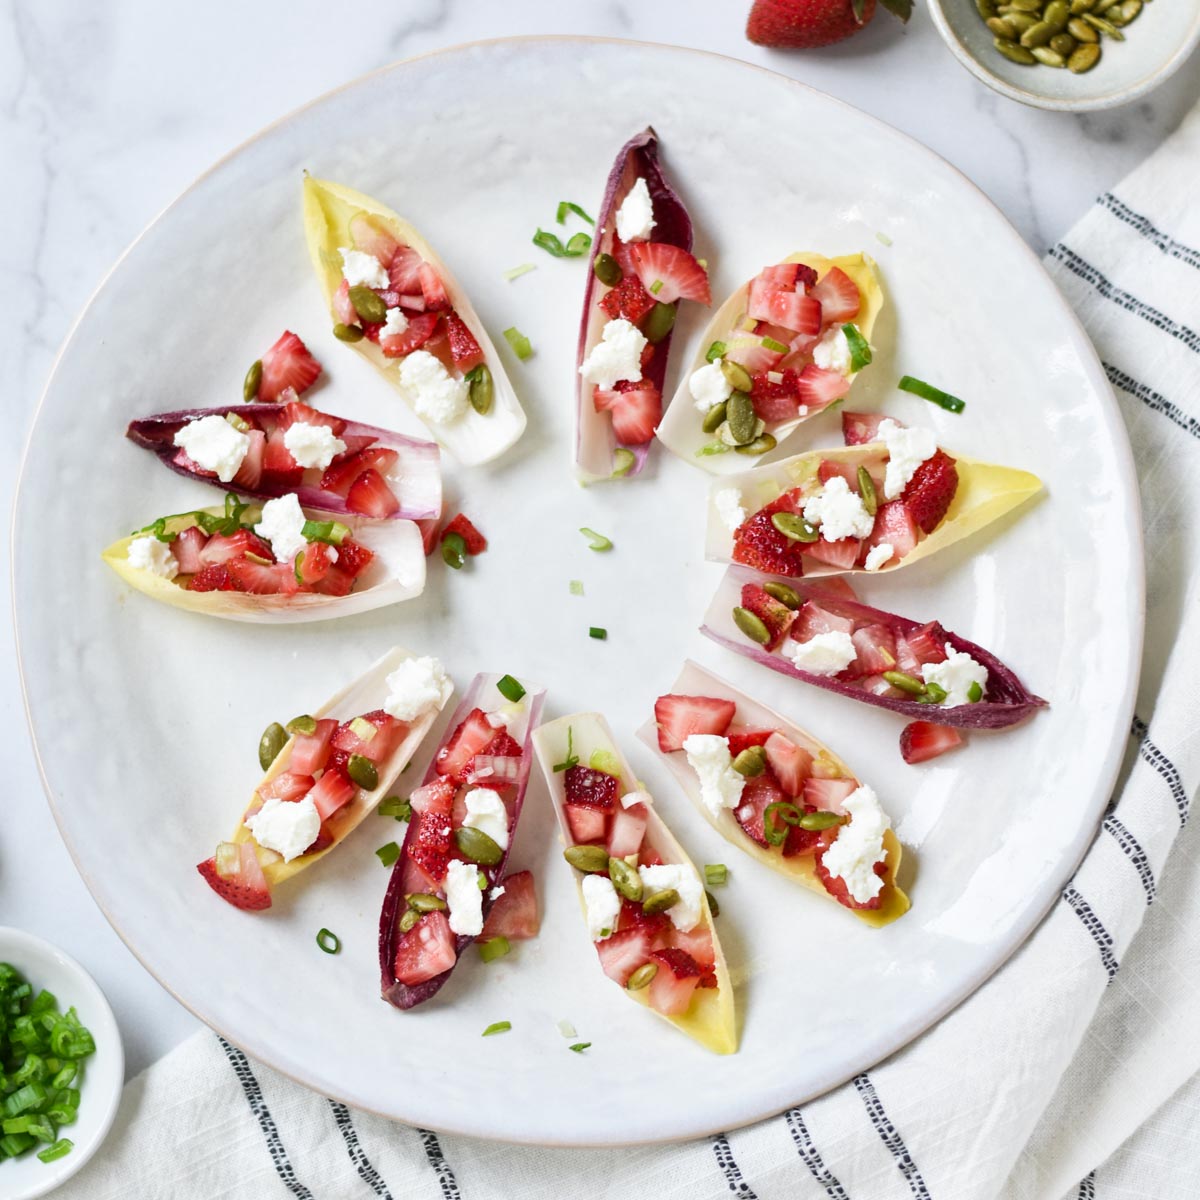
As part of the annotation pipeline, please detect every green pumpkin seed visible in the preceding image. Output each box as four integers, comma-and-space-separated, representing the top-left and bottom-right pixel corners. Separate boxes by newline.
608, 857, 643, 902
732, 746, 767, 777
1004, 10, 1039, 29
1094, 0, 1122, 11
1068, 40, 1102, 67
1117, 0, 1141, 20
243, 359, 262, 402
454, 825, 504, 866
732, 606, 771, 645
1068, 16, 1099, 38
642, 888, 680, 915
1020, 20, 1054, 45
258, 723, 287, 771
349, 285, 387, 324
1032, 40, 1066, 59
735, 433, 777, 456
348, 754, 379, 790
720, 359, 753, 394
564, 844, 610, 873
333, 322, 364, 342
994, 36, 1038, 61
626, 962, 658, 991
286, 714, 318, 736
701, 400, 728, 434
1043, 0, 1070, 26
593, 253, 622, 287
725, 391, 757, 444
771, 512, 819, 542
466, 364, 493, 415
398, 909, 421, 933
763, 581, 802, 609
883, 670, 928, 696
1049, 32, 1077, 52
1069, 0, 1095, 12
1082, 13, 1124, 35
799, 810, 845, 831
857, 467, 878, 516
987, 16, 1018, 35
408, 893, 448, 912
643, 302, 677, 346
1011, 0, 1042, 10
705, 889, 720, 918
976, 0, 998, 14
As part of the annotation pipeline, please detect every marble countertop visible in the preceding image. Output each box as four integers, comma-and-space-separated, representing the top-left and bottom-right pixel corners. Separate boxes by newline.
2, 0, 1197, 1083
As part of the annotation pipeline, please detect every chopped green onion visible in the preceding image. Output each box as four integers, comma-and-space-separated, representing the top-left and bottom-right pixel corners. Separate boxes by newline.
37, 1137, 73, 1163
589, 627, 607, 640
876, 231, 893, 246
225, 411, 251, 433
649, 279, 664, 295
375, 842, 401, 868
611, 448, 636, 478
553, 727, 579, 773
579, 527, 612, 551
442, 532, 467, 570
379, 796, 412, 821
899, 374, 965, 414
967, 680, 984, 703
696, 441, 731, 457
842, 324, 873, 371
349, 716, 377, 742
482, 1021, 512, 1037
302, 519, 350, 546
533, 227, 591, 258
565, 231, 593, 256
557, 1019, 577, 1038
504, 262, 536, 281
705, 864, 728, 887
763, 801, 804, 847
496, 674, 526, 703
503, 327, 533, 361
479, 937, 511, 963
316, 928, 341, 955
568, 1042, 592, 1053
761, 336, 789, 354
705, 341, 727, 363
556, 201, 595, 226
569, 579, 584, 596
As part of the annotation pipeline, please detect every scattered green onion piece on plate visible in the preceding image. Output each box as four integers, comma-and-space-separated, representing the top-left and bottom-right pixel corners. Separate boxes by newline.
556, 201, 595, 226
842, 324, 873, 371
579, 527, 612, 551
557, 1019, 577, 1038
564, 231, 592, 256
589, 627, 607, 641
611, 448, 636, 477
569, 579, 584, 596
479, 937, 511, 963
568, 1042, 591, 1054
705, 863, 728, 887
316, 928, 341, 955
532, 228, 567, 256
379, 796, 412, 821
504, 262, 536, 281
442, 532, 468, 570
375, 842, 401, 868
496, 675, 526, 703
482, 1021, 512, 1037
876, 231, 893, 246
503, 327, 533, 361
899, 374, 965, 413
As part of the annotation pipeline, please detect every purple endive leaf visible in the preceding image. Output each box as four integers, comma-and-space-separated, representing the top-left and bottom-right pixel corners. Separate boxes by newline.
702, 567, 1046, 730
126, 404, 442, 520
378, 674, 545, 1010
575, 127, 694, 481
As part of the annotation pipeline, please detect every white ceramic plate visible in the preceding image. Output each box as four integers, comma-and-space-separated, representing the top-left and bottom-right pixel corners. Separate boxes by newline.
0, 929, 124, 1198
13, 38, 1142, 1146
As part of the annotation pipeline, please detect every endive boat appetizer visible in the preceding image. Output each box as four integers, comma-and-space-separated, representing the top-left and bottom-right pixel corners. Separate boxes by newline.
657, 254, 883, 472
103, 492, 425, 622
197, 648, 454, 910
126, 395, 441, 521
575, 128, 709, 481
707, 419, 1041, 576
702, 568, 1046, 729
303, 176, 525, 464
638, 662, 909, 927
532, 713, 737, 1055
379, 673, 545, 1009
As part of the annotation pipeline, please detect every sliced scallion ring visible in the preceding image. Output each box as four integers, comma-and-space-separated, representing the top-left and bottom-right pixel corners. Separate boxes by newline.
579, 527, 612, 552
496, 674, 526, 703
316, 928, 341, 955
482, 1021, 512, 1037
899, 374, 965, 414
556, 201, 595, 226
502, 326, 533, 361
375, 841, 401, 868
842, 323, 873, 371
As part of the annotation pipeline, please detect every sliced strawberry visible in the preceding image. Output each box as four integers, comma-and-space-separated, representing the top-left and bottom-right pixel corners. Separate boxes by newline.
258, 771, 315, 803
349, 212, 399, 266
792, 600, 855, 641
647, 948, 703, 1016
616, 898, 671, 938
749, 370, 801, 424
802, 537, 861, 571
869, 500, 918, 560
479, 871, 539, 941
669, 926, 715, 972
607, 803, 648, 859
436, 708, 495, 781
346, 468, 400, 518
231, 430, 265, 489
734, 769, 786, 847
198, 529, 274, 567
628, 242, 711, 305
186, 563, 236, 592
803, 777, 857, 813
319, 446, 398, 497
795, 364, 852, 411
418, 263, 450, 311
842, 411, 894, 446
442, 513, 487, 555
906, 622, 950, 666
726, 728, 774, 755
817, 459, 858, 489
592, 383, 661, 446
313, 565, 355, 597
900, 721, 964, 765
410, 777, 456, 815
388, 245, 425, 294
849, 624, 897, 676
333, 279, 360, 327
747, 279, 822, 334
901, 450, 958, 534
261, 429, 302, 483
565, 803, 608, 844
408, 808, 454, 885
723, 332, 784, 375
756, 262, 801, 289
309, 768, 357, 820
564, 766, 619, 811
393, 910, 457, 986
731, 509, 808, 577
811, 267, 861, 324
815, 831, 885, 911
336, 538, 375, 581
443, 312, 484, 371
225, 559, 293, 595
596, 927, 654, 987
293, 541, 334, 587
258, 331, 321, 402
598, 274, 657, 324
171, 526, 208, 574
653, 694, 736, 753
381, 311, 440, 358
483, 729, 522, 758
764, 731, 813, 796
198, 842, 271, 911
291, 719, 337, 776
739, 583, 797, 650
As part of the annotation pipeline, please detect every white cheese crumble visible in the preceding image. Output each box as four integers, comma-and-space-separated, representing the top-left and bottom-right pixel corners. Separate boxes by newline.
127, 535, 178, 581
173, 415, 250, 483
582, 874, 622, 941
462, 788, 510, 851
246, 795, 321, 863
803, 475, 875, 542
812, 326, 854, 376
782, 631, 857, 676
879, 418, 938, 500
283, 421, 347, 471
381, 306, 409, 338
444, 858, 484, 937
396, 350, 469, 425
821, 785, 890, 905
638, 863, 703, 933
578, 318, 647, 389
864, 542, 895, 572
254, 494, 308, 566
682, 734, 744, 819
339, 247, 389, 290
714, 487, 747, 532
689, 359, 734, 413
614, 177, 656, 242
383, 655, 452, 722
922, 645, 989, 706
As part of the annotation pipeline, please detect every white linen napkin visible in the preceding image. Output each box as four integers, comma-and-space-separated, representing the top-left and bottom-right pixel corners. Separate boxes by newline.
52, 102, 1200, 1200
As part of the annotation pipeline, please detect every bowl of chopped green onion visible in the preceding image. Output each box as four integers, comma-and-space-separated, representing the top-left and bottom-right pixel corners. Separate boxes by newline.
0, 929, 123, 1198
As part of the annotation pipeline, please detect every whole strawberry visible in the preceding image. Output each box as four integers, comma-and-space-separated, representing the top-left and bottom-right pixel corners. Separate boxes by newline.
747, 0, 912, 49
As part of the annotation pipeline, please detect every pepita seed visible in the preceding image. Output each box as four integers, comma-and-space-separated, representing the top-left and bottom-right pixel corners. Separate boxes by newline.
593, 253, 622, 287
467, 364, 494, 415
398, 909, 420, 933
627, 962, 658, 991
857, 466, 878, 516
1011, 0, 1042, 11
243, 359, 262, 402
347, 753, 379, 790
735, 433, 777, 456
976, 0, 998, 14
720, 359, 753, 394
994, 36, 1038, 61
883, 670, 928, 696
349, 285, 387, 324
799, 810, 845, 831
1050, 32, 1077, 52
732, 606, 771, 645
258, 722, 287, 771
642, 888, 680, 915
1082, 13, 1124, 36
608, 857, 643, 902
1068, 17, 1099, 38
705, 889, 720, 918
286, 714, 318, 736
1068, 40, 1102, 67
564, 844, 611, 873
454, 825, 504, 866
762, 581, 802, 609
1005, 11, 1039, 29
770, 511, 819, 542
726, 391, 757, 444
1117, 0, 1141, 20
1020, 20, 1054, 46
732, 746, 767, 777
643, 302, 677, 345
987, 16, 1018, 35
408, 893, 448, 912
1043, 0, 1070, 27
1069, 0, 1095, 12
333, 322, 363, 342
702, 400, 728, 433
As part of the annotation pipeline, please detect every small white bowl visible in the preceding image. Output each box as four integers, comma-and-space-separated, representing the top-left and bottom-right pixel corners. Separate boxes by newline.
928, 0, 1200, 110
0, 929, 124, 1200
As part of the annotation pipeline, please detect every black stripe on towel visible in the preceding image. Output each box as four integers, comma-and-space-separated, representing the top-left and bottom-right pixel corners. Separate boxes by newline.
1078, 1168, 1097, 1199
1132, 717, 1190, 824
1062, 886, 1120, 980
784, 1108, 850, 1199
853, 1074, 930, 1200
328, 1100, 392, 1199
1102, 813, 1156, 904
418, 1129, 461, 1200
1099, 193, 1200, 271
711, 1132, 759, 1198
1047, 244, 1200, 356
1104, 363, 1200, 440
218, 1038, 313, 1199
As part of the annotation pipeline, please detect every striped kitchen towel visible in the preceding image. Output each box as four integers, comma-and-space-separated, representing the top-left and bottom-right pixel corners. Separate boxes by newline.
54, 102, 1200, 1200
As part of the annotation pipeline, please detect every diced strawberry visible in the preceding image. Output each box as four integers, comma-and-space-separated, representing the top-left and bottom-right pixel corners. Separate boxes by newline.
313, 565, 354, 596
291, 719, 337, 776
726, 728, 774, 755
408, 809, 454, 888
319, 446, 397, 498
818, 459, 858, 488
757, 262, 801, 289
261, 429, 302, 484
442, 513, 487, 555
902, 450, 959, 534
616, 898, 671, 938
398, 853, 439, 898
592, 383, 661, 446
607, 803, 648, 858
906, 622, 950, 666
803, 537, 861, 571
869, 501, 918, 560
258, 331, 321, 402
596, 927, 654, 986
332, 710, 402, 764
198, 529, 274, 567
171, 526, 208, 574
479, 871, 539, 941
436, 709, 495, 781
565, 802, 608, 844
336, 538, 375, 581
734, 769, 787, 847
349, 212, 399, 266
333, 280, 359, 327
669, 926, 715, 971
225, 559, 293, 594
792, 600, 855, 641
782, 807, 823, 859
646, 948, 703, 1016
381, 311, 440, 357
815, 831, 885, 911
723, 332, 783, 375
628, 242, 710, 305
197, 842, 271, 911
598, 274, 657, 324
258, 771, 315, 803
564, 766, 619, 811
484, 729, 522, 758
739, 582, 798, 649
849, 624, 898, 676
418, 263, 450, 311
764, 731, 813, 796
231, 430, 265, 489
731, 509, 808, 577
747, 279, 822, 334
652, 694, 736, 753
388, 245, 425, 294
393, 910, 457, 986
900, 721, 964, 765
293, 541, 334, 587
346, 468, 400, 518
303, 823, 336, 855
309, 768, 357, 819
795, 364, 852, 411
842, 411, 894, 446
443, 311, 484, 371
749, 370, 801, 424
187, 563, 236, 592
811, 267, 861, 324
803, 777, 857, 813
277, 399, 344, 435
410, 777, 456, 816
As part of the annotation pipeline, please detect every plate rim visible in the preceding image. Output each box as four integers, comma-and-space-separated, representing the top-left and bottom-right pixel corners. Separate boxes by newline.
11, 34, 1146, 1147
